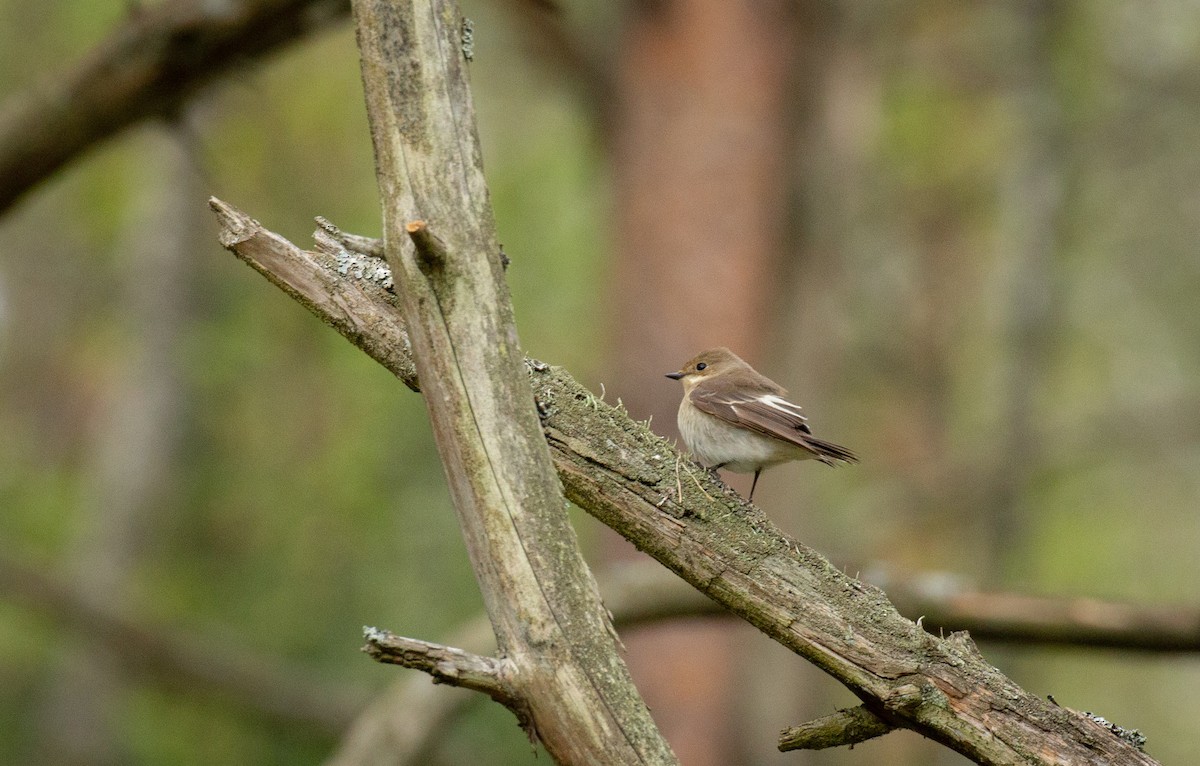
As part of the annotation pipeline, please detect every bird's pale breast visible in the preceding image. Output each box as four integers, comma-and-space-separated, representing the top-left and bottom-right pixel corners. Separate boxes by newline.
677, 397, 810, 473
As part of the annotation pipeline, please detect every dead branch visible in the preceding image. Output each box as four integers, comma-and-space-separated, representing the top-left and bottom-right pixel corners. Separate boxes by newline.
362, 629, 520, 711
778, 705, 894, 752
0, 0, 347, 214
210, 200, 1158, 765
331, 560, 1187, 763
347, 0, 676, 762
0, 550, 361, 734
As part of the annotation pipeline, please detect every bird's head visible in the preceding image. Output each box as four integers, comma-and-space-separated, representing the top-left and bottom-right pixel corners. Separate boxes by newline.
665, 347, 746, 390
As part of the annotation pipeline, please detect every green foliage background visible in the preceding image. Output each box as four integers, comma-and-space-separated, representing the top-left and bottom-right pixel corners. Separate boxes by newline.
2, 2, 1199, 765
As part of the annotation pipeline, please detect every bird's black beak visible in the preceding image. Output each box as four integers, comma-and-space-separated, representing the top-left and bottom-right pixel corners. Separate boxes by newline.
665, 371, 684, 380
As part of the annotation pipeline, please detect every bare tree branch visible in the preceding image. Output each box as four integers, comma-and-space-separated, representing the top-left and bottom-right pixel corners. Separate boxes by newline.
332, 560, 1188, 763
601, 561, 1200, 654
327, 619, 493, 766
209, 200, 1158, 765
0, 0, 608, 218
362, 630, 524, 722
213, 199, 418, 389
0, 0, 347, 215
0, 551, 361, 734
876, 567, 1200, 653
778, 705, 894, 752
347, 0, 677, 762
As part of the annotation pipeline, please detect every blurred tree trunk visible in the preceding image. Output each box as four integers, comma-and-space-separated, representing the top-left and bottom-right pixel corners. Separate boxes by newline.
33, 123, 202, 765
984, 0, 1068, 582
607, 1, 801, 763
772, 2, 982, 759
745, 7, 898, 764
770, 5, 1071, 765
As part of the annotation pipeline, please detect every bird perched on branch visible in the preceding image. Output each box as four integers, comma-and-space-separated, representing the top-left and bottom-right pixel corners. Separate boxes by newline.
666, 347, 857, 500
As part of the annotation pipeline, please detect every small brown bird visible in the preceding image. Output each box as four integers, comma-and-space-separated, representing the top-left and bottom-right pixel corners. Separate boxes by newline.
666, 347, 857, 500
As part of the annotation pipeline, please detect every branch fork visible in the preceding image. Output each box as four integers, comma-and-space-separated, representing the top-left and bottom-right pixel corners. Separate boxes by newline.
778, 705, 895, 752
349, 0, 678, 760
210, 198, 1160, 764
363, 628, 509, 691
211, 199, 1161, 764
362, 627, 532, 733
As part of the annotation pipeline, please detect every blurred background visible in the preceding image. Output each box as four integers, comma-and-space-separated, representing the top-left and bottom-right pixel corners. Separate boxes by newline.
2, 1, 1199, 764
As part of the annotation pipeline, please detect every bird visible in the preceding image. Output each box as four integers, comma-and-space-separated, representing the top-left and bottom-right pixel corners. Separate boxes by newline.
666, 347, 857, 501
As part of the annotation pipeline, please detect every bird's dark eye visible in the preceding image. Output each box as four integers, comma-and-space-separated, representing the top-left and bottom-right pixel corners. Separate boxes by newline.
696, 362, 707, 371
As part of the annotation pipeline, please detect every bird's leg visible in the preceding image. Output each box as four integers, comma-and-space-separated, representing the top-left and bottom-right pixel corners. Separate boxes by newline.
749, 469, 762, 501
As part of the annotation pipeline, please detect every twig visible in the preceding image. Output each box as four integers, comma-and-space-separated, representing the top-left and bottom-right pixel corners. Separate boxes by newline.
362, 628, 524, 717
0, 550, 361, 733
778, 705, 895, 752
315, 216, 385, 258
405, 220, 451, 274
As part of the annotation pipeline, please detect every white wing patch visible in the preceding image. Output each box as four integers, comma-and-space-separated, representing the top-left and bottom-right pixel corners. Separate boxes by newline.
757, 394, 807, 421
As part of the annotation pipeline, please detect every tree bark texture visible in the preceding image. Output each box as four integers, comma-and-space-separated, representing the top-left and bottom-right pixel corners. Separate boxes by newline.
210, 200, 1159, 766
347, 1, 677, 763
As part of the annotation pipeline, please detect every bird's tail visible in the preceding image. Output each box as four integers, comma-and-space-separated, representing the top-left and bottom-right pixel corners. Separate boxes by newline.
804, 436, 858, 466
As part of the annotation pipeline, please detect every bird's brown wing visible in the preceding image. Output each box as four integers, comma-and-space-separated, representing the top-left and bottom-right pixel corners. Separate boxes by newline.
689, 388, 858, 465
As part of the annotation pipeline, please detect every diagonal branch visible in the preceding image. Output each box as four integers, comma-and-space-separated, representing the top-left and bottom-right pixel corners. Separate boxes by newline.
0, 549, 361, 734
0, 0, 347, 215
0, 0, 608, 219
209, 199, 1157, 766
332, 557, 1189, 764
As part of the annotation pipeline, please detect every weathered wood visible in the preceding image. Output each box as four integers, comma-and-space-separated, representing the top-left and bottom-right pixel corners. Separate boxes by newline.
538, 365, 1156, 765
778, 706, 895, 751
346, 1, 678, 763
211, 199, 1156, 765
